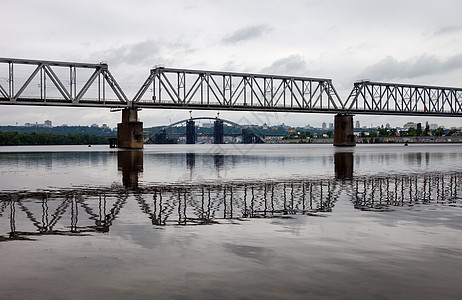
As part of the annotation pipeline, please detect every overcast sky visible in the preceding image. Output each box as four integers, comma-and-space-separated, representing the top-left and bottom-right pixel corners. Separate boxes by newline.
2, 0, 462, 128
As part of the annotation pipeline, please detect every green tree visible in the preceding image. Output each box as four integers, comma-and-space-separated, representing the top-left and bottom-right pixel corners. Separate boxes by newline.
0, 130, 110, 145
449, 128, 458, 136
378, 127, 389, 137
433, 127, 445, 136
416, 123, 423, 136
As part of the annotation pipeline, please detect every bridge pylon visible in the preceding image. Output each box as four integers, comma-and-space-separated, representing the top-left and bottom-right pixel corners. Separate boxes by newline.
333, 114, 355, 147
117, 108, 144, 149
186, 119, 196, 144
214, 119, 224, 144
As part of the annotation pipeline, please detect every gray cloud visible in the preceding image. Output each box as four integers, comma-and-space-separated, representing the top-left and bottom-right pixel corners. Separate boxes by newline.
95, 40, 162, 66
260, 55, 315, 77
358, 54, 462, 81
432, 25, 462, 36
222, 25, 271, 44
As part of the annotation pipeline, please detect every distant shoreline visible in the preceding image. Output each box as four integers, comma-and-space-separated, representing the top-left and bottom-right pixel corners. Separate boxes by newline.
271, 136, 462, 144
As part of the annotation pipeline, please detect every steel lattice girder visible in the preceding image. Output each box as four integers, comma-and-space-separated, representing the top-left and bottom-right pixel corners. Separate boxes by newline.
0, 58, 129, 107
344, 81, 462, 116
2, 57, 462, 117
132, 67, 344, 113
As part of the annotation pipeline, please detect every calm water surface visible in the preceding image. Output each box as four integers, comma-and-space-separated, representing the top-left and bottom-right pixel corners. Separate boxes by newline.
1, 144, 462, 299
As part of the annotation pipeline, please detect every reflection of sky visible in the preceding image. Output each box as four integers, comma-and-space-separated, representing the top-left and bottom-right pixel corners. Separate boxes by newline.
1, 144, 462, 190
0, 147, 120, 190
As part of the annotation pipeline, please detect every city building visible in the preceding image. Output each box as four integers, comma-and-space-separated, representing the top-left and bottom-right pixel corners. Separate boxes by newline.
355, 120, 360, 128
322, 122, 327, 129
403, 122, 417, 129
25, 120, 53, 127
202, 122, 213, 128
329, 123, 333, 129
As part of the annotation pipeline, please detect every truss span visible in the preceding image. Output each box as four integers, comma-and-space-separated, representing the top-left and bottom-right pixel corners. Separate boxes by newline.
344, 81, 462, 116
133, 67, 343, 113
0, 58, 129, 107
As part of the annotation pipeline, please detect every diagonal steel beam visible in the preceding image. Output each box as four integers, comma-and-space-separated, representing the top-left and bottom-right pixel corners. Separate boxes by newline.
43, 65, 72, 101
13, 64, 44, 100
74, 68, 101, 102
101, 69, 129, 104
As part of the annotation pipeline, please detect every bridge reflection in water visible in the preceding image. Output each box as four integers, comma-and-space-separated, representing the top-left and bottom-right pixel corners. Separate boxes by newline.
1, 151, 461, 241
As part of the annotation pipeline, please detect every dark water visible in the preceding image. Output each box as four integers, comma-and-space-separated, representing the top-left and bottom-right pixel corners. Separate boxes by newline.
1, 144, 462, 299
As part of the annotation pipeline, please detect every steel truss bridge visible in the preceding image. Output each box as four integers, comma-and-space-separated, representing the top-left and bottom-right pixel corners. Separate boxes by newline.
1, 57, 462, 117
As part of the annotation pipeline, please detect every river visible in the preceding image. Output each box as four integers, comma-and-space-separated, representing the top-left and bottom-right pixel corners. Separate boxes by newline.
1, 144, 462, 299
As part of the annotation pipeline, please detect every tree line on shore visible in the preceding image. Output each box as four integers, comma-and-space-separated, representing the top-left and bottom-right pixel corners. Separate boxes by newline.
0, 131, 110, 146
285, 122, 459, 140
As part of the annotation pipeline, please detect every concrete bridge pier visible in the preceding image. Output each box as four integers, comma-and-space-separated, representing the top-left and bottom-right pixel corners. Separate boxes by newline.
214, 119, 224, 144
333, 113, 356, 147
186, 119, 196, 144
242, 128, 253, 144
117, 108, 143, 149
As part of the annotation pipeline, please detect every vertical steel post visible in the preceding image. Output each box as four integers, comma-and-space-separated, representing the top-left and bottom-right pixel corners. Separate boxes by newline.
8, 62, 13, 98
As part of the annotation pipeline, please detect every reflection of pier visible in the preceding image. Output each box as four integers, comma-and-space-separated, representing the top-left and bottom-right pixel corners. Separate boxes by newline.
334, 152, 353, 180
118, 150, 143, 188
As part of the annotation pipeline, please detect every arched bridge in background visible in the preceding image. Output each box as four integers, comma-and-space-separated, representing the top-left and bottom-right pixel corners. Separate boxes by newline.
147, 116, 266, 144
1, 57, 461, 148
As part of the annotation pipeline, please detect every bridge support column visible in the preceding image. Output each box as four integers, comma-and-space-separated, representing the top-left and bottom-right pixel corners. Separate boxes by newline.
214, 119, 224, 144
117, 108, 143, 149
242, 128, 253, 144
186, 120, 196, 144
333, 114, 355, 147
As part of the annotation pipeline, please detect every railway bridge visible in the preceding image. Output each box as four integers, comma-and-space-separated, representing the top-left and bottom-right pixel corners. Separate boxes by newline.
1, 57, 461, 148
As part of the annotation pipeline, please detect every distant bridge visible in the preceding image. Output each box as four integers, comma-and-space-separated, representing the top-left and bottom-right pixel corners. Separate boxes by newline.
146, 116, 266, 144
